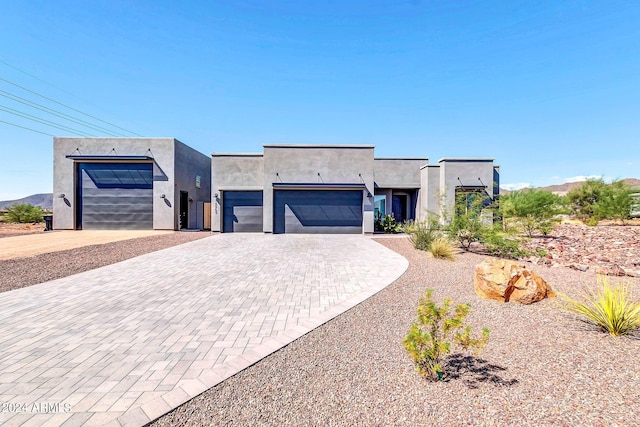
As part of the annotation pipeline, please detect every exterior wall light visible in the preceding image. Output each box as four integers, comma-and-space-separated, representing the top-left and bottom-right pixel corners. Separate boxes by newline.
160, 194, 166, 199
58, 193, 66, 198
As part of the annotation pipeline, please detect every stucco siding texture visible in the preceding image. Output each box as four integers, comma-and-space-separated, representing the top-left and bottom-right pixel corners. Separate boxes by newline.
373, 158, 427, 188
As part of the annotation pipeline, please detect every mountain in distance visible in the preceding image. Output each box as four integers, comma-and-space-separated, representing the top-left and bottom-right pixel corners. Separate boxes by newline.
0, 193, 53, 210
500, 178, 640, 196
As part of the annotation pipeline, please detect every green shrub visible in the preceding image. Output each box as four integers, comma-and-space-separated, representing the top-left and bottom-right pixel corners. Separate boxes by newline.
403, 290, 490, 381
559, 276, 640, 336
382, 214, 402, 233
429, 238, 455, 260
5, 203, 45, 223
584, 217, 599, 226
566, 178, 633, 224
482, 229, 529, 259
408, 218, 442, 251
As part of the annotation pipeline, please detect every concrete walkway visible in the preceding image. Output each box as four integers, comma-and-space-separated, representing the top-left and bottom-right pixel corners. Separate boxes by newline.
0, 230, 172, 260
0, 234, 408, 426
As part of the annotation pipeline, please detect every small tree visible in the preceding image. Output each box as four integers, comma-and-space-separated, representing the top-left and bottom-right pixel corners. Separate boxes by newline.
403, 290, 490, 381
5, 203, 45, 223
595, 179, 633, 225
447, 192, 490, 250
500, 188, 563, 237
566, 178, 609, 222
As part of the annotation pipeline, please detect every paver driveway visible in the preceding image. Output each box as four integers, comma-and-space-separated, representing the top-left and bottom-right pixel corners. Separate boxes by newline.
0, 234, 408, 426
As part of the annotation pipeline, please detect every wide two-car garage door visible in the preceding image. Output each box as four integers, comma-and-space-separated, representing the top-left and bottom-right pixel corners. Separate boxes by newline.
78, 162, 153, 230
273, 190, 362, 234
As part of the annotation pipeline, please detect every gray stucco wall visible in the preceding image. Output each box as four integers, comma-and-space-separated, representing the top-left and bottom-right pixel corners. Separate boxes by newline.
263, 145, 375, 233
53, 137, 177, 230
210, 154, 265, 232
373, 158, 427, 188
53, 137, 209, 230
439, 159, 496, 222
417, 165, 442, 220
174, 140, 211, 230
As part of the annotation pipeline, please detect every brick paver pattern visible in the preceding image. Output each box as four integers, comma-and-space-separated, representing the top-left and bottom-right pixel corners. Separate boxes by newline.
0, 234, 408, 427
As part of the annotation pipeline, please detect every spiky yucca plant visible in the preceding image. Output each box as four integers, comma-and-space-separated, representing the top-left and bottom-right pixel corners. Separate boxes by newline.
560, 276, 640, 336
403, 290, 490, 381
429, 238, 455, 260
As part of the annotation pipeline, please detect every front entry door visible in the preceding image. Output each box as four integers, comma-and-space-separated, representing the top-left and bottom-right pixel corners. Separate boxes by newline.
392, 195, 407, 223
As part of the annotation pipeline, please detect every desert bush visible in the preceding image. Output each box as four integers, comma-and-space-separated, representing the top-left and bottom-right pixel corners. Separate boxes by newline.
428, 238, 455, 260
482, 228, 529, 259
407, 217, 442, 251
375, 213, 403, 233
447, 211, 487, 250
559, 276, 640, 336
382, 214, 402, 233
403, 290, 490, 381
5, 203, 45, 223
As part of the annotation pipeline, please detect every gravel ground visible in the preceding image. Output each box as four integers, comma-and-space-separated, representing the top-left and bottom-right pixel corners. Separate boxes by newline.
0, 231, 210, 293
152, 237, 640, 427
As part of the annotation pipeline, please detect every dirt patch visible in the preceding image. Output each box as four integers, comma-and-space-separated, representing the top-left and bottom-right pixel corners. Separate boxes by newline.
0, 222, 46, 238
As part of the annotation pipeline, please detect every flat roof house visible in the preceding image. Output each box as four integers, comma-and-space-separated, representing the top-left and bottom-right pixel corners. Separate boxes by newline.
53, 137, 211, 230
212, 144, 499, 234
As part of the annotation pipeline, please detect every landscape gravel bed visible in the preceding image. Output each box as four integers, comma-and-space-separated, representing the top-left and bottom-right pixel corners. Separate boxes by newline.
152, 237, 640, 427
0, 231, 210, 293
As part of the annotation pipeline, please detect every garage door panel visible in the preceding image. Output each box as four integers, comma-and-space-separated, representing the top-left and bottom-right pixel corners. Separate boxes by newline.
223, 191, 263, 232
274, 190, 362, 234
78, 163, 153, 230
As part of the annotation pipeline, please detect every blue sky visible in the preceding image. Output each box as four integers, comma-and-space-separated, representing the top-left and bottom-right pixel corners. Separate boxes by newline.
0, 0, 638, 200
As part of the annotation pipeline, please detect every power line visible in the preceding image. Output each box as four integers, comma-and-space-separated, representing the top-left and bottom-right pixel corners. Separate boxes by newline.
0, 58, 102, 110
0, 104, 94, 136
0, 89, 126, 137
0, 76, 143, 136
0, 119, 56, 137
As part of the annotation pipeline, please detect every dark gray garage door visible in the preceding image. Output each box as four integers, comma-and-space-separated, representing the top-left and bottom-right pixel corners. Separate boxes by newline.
223, 191, 263, 232
77, 163, 153, 230
273, 190, 363, 234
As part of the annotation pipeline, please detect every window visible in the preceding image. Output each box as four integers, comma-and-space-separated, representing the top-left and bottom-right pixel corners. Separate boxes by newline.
374, 195, 386, 219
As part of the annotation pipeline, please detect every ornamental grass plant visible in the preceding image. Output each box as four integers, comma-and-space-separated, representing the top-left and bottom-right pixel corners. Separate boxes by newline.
428, 237, 455, 260
560, 275, 640, 336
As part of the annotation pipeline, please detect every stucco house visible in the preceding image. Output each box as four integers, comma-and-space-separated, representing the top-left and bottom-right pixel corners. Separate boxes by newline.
53, 137, 211, 230
52, 138, 498, 233
212, 144, 499, 234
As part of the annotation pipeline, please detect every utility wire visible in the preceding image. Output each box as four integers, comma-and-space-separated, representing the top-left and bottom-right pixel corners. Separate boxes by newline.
0, 104, 94, 136
0, 119, 56, 137
0, 89, 126, 137
0, 76, 143, 136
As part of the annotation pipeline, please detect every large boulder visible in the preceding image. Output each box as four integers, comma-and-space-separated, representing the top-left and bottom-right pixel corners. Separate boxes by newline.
474, 258, 556, 304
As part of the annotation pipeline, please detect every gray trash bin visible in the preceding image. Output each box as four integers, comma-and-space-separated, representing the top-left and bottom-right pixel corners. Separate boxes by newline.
43, 215, 53, 231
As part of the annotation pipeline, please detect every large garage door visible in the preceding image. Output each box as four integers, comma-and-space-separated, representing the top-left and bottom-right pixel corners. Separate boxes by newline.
223, 191, 263, 232
77, 163, 153, 230
273, 190, 362, 234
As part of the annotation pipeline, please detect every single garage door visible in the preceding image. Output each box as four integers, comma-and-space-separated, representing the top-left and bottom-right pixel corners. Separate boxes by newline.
77, 162, 153, 230
223, 191, 263, 232
273, 190, 363, 234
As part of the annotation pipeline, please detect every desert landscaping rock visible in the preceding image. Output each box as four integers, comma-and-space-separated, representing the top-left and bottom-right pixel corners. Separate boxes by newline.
474, 258, 555, 304
524, 223, 640, 277
152, 238, 640, 427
